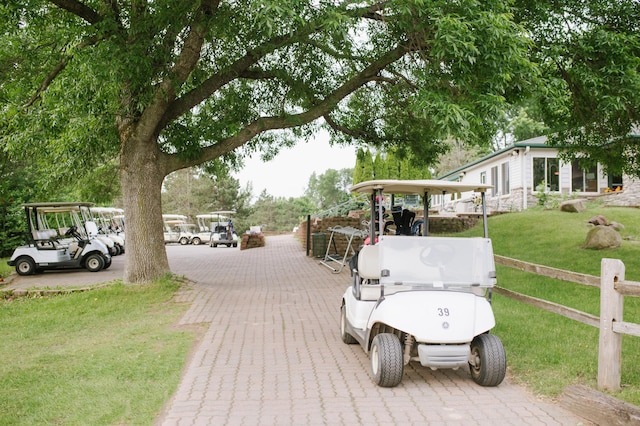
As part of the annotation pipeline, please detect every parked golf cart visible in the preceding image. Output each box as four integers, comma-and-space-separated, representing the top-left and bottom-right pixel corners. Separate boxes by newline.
209, 210, 238, 248
7, 202, 112, 275
340, 180, 506, 388
90, 207, 125, 255
192, 213, 228, 245
162, 214, 194, 245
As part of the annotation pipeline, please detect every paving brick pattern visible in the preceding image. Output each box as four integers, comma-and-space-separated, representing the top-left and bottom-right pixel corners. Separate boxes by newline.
156, 235, 587, 426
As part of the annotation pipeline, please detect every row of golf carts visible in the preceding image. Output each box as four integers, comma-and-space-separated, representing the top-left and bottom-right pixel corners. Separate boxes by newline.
7, 202, 125, 275
162, 211, 238, 247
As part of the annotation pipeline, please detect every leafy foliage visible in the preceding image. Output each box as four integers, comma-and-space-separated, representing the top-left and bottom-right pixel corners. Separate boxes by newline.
514, 0, 640, 176
244, 191, 315, 233
305, 168, 353, 210
161, 168, 249, 220
353, 147, 431, 184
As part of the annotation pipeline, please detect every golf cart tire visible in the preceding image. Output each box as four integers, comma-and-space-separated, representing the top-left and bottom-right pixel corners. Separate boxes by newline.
179, 237, 189, 245
212, 243, 218, 248
340, 304, 357, 344
192, 237, 202, 245
469, 333, 507, 387
370, 333, 404, 387
84, 253, 105, 272
15, 256, 36, 276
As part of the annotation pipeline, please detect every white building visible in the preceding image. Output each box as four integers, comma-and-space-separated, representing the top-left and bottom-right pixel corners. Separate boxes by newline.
437, 135, 639, 213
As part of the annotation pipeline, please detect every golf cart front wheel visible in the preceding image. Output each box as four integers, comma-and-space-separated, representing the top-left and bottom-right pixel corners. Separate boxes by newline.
370, 333, 404, 387
85, 253, 105, 272
15, 257, 36, 276
469, 333, 507, 387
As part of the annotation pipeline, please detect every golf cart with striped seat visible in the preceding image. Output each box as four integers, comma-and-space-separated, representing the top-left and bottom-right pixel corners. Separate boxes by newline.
340, 180, 506, 388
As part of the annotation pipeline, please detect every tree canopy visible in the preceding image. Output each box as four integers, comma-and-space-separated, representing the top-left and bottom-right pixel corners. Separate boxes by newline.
512, 0, 640, 174
2, 1, 637, 282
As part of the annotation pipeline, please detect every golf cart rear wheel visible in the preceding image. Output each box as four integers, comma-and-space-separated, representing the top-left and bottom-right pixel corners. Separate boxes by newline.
192, 237, 202, 245
85, 253, 105, 272
469, 333, 507, 387
179, 237, 189, 245
15, 257, 36, 276
340, 305, 357, 344
370, 333, 404, 387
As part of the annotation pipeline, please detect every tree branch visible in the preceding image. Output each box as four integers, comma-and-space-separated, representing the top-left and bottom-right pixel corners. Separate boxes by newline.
48, 0, 102, 24
164, 44, 409, 172
25, 36, 99, 108
161, 1, 397, 126
323, 113, 384, 143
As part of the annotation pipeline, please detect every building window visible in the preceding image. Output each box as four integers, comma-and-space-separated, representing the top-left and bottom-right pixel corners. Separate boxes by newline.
608, 174, 623, 191
501, 162, 510, 194
571, 160, 598, 192
491, 166, 498, 196
480, 171, 487, 184
533, 157, 560, 192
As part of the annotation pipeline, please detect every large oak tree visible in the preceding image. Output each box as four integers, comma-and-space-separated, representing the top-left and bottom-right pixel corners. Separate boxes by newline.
5, 1, 632, 282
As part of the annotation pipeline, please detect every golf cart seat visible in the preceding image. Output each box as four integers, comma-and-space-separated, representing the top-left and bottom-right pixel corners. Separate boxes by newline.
33, 229, 57, 241
357, 244, 381, 301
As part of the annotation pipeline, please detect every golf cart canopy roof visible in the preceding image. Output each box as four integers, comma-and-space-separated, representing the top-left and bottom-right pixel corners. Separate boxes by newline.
209, 210, 236, 215
350, 180, 492, 195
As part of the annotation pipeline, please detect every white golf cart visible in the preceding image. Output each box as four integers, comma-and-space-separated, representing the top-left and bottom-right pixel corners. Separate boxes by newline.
7, 202, 112, 275
191, 213, 226, 245
162, 214, 194, 245
90, 207, 125, 255
340, 180, 506, 388
209, 210, 238, 248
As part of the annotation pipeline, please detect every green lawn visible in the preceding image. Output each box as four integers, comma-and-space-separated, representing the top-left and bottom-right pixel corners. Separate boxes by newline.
458, 203, 640, 405
0, 277, 195, 425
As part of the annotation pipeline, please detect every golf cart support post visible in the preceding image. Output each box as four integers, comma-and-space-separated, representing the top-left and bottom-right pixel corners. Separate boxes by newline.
320, 226, 367, 273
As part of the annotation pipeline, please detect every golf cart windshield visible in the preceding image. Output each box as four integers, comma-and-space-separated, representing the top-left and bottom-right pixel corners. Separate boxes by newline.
377, 235, 496, 289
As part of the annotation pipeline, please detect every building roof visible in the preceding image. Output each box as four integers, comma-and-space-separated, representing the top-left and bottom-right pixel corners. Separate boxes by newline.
437, 136, 549, 181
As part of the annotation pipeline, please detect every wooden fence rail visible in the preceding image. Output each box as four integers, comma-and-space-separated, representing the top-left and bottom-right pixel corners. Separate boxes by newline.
493, 255, 640, 392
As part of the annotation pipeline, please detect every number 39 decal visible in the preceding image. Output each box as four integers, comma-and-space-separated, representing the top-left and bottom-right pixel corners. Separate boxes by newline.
437, 308, 450, 316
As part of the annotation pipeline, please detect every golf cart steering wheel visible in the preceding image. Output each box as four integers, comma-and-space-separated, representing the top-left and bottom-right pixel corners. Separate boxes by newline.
65, 226, 77, 237
419, 244, 455, 267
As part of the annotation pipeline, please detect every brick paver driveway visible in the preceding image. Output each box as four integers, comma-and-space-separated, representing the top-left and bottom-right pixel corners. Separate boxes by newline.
155, 235, 586, 426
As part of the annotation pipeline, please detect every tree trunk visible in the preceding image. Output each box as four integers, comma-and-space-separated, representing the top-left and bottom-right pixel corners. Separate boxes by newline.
120, 131, 171, 283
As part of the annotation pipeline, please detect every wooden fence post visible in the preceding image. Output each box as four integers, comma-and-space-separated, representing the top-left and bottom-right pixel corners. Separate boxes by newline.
598, 258, 625, 391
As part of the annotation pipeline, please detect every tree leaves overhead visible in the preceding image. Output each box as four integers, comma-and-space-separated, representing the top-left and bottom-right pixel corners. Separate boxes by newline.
514, 0, 640, 176
2, 0, 538, 177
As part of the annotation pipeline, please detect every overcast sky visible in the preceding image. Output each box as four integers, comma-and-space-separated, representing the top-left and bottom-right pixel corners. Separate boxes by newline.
234, 131, 357, 199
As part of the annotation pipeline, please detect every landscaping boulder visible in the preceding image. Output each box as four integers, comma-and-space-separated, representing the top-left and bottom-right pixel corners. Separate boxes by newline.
560, 199, 586, 213
587, 215, 608, 226
584, 226, 622, 249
